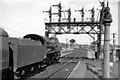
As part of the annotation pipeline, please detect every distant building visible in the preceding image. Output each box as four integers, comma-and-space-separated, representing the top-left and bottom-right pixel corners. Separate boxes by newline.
118, 1, 120, 46
79, 44, 90, 48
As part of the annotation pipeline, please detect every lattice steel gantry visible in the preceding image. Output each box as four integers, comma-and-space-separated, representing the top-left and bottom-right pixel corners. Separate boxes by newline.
43, 2, 105, 57
45, 21, 103, 39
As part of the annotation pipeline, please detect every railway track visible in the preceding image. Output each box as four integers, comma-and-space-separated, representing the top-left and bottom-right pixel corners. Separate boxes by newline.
26, 48, 88, 80
25, 57, 79, 80
43, 49, 88, 79
44, 59, 79, 80
60, 48, 88, 60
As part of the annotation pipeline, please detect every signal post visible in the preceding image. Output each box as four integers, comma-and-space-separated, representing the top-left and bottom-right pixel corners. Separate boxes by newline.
102, 5, 112, 78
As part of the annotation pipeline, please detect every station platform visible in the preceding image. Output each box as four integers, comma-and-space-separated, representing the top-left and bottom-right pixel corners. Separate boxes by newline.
67, 60, 118, 79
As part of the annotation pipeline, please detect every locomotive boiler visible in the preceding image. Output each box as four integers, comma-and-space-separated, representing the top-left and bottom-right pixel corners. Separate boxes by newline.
0, 28, 62, 80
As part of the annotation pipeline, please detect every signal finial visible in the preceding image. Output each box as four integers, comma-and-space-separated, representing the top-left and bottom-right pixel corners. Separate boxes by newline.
107, 0, 109, 7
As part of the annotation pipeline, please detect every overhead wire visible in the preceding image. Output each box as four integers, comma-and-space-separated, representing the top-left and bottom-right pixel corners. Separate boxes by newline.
1, 24, 26, 37
3, 26, 26, 34
0, 21, 27, 35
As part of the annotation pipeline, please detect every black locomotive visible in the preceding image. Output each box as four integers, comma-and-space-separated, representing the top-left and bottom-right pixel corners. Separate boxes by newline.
0, 28, 62, 80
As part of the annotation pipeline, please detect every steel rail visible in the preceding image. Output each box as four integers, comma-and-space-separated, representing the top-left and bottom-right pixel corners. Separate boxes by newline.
44, 60, 73, 80
64, 61, 81, 80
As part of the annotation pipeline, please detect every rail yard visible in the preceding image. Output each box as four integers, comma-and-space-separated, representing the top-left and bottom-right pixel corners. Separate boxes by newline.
0, 0, 120, 80
0, 28, 119, 79
26, 48, 118, 80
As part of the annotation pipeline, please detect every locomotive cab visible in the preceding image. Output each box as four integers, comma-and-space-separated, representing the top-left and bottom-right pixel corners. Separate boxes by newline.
0, 28, 13, 80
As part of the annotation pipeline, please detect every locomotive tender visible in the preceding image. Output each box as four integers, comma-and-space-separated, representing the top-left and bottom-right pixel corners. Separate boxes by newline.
0, 28, 61, 80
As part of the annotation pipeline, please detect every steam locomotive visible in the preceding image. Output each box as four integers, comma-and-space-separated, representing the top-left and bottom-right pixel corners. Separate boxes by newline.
0, 28, 62, 80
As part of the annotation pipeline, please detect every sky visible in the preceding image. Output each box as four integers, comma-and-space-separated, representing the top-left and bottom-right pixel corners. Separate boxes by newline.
0, 0, 119, 45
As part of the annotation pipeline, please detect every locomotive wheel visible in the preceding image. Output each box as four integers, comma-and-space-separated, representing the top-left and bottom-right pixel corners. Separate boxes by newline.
46, 57, 52, 66
41, 61, 47, 68
16, 68, 27, 78
38, 62, 43, 69
21, 70, 25, 76
51, 58, 55, 64
54, 58, 58, 64
34, 63, 39, 71
31, 67, 34, 72
38, 64, 41, 69
42, 60, 47, 67
48, 60, 52, 66
16, 70, 22, 78
14, 73, 20, 80
56, 58, 59, 63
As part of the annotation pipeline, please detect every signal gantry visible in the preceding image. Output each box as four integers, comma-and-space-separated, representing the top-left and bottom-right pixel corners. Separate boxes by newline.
43, 1, 109, 60
43, 0, 113, 78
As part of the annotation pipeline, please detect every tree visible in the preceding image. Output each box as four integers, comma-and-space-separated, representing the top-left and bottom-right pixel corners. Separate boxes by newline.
69, 39, 76, 48
69, 39, 76, 44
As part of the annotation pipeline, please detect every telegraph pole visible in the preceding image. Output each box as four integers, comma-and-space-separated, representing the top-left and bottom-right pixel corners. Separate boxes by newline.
102, 0, 112, 78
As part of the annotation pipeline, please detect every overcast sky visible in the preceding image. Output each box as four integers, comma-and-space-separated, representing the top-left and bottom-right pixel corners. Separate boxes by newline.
0, 0, 119, 45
